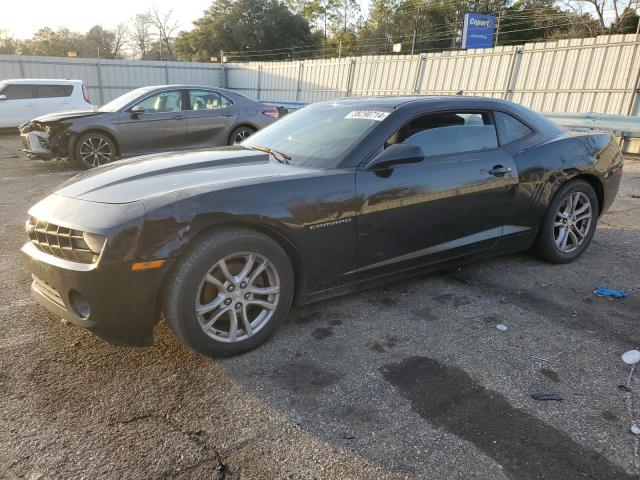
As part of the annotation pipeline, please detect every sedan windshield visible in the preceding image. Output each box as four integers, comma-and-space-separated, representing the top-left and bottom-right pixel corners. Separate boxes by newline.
99, 87, 155, 112
242, 103, 390, 168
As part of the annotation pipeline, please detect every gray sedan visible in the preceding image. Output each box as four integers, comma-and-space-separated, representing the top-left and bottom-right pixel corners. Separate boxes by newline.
19, 85, 279, 169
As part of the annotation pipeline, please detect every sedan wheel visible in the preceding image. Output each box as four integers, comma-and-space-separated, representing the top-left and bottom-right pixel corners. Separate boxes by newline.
195, 252, 280, 343
163, 228, 294, 357
74, 132, 116, 169
230, 126, 256, 145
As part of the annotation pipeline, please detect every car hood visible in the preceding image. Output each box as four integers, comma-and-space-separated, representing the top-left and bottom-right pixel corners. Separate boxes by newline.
32, 108, 102, 123
54, 147, 318, 204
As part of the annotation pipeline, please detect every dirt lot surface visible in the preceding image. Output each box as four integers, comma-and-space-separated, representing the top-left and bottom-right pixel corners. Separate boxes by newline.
0, 132, 639, 480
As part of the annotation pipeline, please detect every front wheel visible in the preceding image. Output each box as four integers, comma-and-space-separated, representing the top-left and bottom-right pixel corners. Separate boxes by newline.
73, 132, 116, 169
163, 228, 294, 357
533, 179, 599, 263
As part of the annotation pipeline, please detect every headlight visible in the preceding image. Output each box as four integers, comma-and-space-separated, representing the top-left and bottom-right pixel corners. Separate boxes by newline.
82, 232, 106, 254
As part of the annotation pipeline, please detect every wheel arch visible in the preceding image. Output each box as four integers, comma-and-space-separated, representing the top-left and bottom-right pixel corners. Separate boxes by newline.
572, 173, 604, 217
154, 217, 304, 324
556, 172, 604, 217
72, 128, 121, 158
228, 123, 258, 144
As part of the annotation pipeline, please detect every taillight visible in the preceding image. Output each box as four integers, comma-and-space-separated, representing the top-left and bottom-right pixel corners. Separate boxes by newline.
82, 85, 91, 104
262, 107, 279, 119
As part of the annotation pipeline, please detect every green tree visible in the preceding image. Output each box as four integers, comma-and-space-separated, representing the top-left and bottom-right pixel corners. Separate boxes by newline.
498, 0, 600, 45
83, 26, 117, 58
174, 0, 314, 61
29, 27, 84, 57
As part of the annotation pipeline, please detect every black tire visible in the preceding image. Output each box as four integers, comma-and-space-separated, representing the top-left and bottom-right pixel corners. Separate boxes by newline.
163, 227, 294, 357
228, 126, 256, 145
532, 179, 599, 264
73, 132, 117, 169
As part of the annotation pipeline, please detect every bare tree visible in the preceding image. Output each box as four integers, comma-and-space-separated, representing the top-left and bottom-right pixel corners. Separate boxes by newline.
147, 7, 179, 59
112, 23, 127, 58
561, 0, 638, 31
128, 13, 154, 59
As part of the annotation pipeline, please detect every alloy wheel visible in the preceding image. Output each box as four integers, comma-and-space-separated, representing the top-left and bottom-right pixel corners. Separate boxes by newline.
195, 252, 280, 343
553, 191, 592, 253
79, 137, 113, 167
233, 128, 253, 144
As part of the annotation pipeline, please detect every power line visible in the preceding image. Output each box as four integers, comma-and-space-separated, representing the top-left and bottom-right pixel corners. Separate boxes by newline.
224, 5, 619, 61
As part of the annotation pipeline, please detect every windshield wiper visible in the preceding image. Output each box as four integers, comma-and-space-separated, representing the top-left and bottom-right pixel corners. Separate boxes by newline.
249, 145, 291, 164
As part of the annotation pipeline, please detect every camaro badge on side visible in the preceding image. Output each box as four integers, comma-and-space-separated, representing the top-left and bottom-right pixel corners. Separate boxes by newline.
309, 218, 352, 230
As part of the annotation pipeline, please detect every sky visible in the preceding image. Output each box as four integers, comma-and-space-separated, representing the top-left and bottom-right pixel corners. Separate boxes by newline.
1, 0, 372, 39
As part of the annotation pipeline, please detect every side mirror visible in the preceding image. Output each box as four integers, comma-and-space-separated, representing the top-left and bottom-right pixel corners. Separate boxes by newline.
0, 95, 6, 101
367, 143, 424, 170
130, 105, 145, 117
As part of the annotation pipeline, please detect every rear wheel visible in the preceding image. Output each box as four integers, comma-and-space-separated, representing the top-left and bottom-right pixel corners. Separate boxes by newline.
163, 228, 294, 357
73, 132, 116, 169
229, 126, 256, 145
533, 179, 599, 263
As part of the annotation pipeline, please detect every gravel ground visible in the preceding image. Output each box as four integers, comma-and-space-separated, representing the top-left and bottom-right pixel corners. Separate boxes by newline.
0, 132, 639, 480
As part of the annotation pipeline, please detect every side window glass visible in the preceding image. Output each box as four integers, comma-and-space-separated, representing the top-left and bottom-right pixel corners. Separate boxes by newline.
134, 90, 183, 113
387, 111, 498, 156
220, 94, 233, 108
3, 84, 35, 100
494, 111, 532, 145
36, 85, 73, 98
189, 90, 232, 110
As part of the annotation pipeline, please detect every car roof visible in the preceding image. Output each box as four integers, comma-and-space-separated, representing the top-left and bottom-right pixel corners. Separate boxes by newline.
319, 95, 519, 110
316, 95, 565, 138
140, 85, 239, 93
1, 78, 83, 85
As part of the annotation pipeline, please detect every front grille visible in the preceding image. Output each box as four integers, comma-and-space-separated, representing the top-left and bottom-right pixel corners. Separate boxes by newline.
26, 216, 94, 264
32, 275, 65, 308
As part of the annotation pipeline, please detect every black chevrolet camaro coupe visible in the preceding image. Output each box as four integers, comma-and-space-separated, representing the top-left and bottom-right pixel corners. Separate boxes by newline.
21, 96, 623, 356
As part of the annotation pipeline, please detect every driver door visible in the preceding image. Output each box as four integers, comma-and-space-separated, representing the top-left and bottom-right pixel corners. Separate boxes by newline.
355, 110, 519, 277
117, 89, 189, 156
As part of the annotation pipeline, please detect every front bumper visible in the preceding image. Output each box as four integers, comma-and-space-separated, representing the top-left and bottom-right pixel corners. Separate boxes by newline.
19, 131, 54, 160
22, 241, 170, 346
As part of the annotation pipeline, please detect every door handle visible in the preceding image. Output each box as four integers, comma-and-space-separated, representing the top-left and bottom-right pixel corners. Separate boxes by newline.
222, 112, 234, 117
487, 165, 512, 177
172, 115, 186, 120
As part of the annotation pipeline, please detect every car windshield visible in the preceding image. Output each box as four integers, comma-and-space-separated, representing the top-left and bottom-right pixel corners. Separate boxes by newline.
242, 103, 390, 168
99, 87, 155, 112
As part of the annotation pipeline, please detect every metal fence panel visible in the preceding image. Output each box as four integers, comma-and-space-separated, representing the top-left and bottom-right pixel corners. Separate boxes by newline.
419, 46, 517, 97
0, 54, 222, 105
512, 35, 640, 115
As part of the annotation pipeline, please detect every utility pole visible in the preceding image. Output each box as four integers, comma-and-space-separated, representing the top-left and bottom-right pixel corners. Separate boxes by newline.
411, 0, 423, 55
338, 39, 342, 58
494, 14, 501, 47
451, 9, 459, 49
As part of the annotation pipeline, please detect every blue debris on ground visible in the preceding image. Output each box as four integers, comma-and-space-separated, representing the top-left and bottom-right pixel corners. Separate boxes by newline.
594, 286, 629, 299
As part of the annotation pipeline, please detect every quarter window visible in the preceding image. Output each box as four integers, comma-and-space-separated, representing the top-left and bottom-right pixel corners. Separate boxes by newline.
35, 84, 73, 98
387, 111, 498, 156
133, 90, 183, 113
188, 90, 233, 110
494, 111, 532, 145
2, 84, 35, 100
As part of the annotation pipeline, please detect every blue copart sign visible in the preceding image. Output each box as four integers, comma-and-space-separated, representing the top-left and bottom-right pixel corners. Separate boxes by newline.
461, 13, 496, 49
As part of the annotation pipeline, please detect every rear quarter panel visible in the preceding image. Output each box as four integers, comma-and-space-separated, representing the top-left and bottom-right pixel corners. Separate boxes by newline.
509, 132, 622, 229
